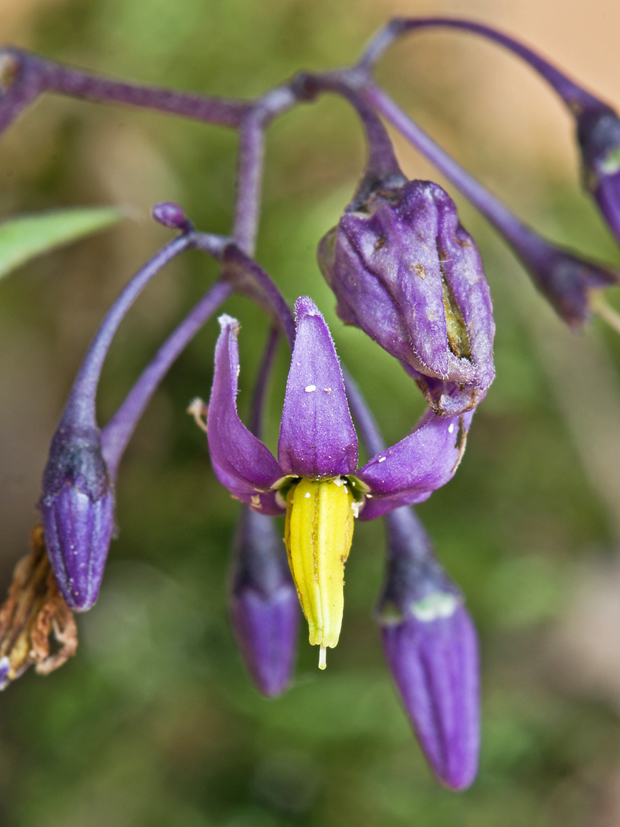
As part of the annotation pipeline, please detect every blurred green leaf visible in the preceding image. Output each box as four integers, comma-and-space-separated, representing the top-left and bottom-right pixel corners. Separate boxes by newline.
0, 207, 122, 280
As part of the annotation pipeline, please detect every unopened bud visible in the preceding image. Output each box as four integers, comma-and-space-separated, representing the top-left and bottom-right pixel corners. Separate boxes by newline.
38, 424, 115, 611
318, 180, 495, 416
230, 508, 299, 696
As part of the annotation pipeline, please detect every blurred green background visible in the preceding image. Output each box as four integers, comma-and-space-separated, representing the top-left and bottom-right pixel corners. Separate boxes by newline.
2, 0, 620, 825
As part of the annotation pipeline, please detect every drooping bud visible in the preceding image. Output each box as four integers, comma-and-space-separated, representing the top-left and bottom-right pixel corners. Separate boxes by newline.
38, 423, 115, 611
377, 507, 479, 790
230, 507, 299, 697
284, 477, 355, 668
318, 180, 494, 417
505, 222, 618, 328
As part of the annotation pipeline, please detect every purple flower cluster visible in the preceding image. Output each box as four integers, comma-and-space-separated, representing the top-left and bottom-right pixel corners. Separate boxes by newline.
2, 15, 619, 792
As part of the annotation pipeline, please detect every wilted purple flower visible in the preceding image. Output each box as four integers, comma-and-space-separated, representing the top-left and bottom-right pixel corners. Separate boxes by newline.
205, 296, 472, 664
317, 180, 495, 417
230, 507, 299, 696
39, 421, 115, 611
377, 506, 479, 790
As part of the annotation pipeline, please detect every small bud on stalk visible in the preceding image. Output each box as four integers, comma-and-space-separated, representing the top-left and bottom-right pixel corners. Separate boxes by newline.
318, 180, 495, 417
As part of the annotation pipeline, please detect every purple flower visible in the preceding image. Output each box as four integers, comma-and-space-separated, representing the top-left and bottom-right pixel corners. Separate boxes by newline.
377, 507, 479, 790
206, 296, 472, 663
317, 180, 495, 417
229, 507, 299, 697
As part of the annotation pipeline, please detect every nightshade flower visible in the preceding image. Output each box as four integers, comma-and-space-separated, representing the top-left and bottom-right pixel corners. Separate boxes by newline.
317, 180, 495, 417
206, 296, 472, 665
377, 506, 479, 790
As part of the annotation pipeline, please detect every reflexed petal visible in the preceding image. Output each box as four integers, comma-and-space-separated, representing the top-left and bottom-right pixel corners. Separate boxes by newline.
207, 315, 283, 493
356, 410, 473, 521
278, 297, 358, 478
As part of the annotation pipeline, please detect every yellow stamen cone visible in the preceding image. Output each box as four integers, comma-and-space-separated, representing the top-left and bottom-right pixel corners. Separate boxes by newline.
284, 478, 355, 661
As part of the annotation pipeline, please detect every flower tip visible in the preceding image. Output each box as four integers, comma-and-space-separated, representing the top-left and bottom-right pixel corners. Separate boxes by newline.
294, 295, 320, 319
217, 313, 240, 332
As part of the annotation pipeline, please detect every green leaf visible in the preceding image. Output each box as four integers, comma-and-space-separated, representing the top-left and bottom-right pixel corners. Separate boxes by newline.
0, 206, 123, 280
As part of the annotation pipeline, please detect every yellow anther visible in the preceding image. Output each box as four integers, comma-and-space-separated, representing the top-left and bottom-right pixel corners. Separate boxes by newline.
284, 477, 355, 665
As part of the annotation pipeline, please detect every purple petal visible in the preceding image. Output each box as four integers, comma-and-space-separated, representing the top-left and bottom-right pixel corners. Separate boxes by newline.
356, 410, 473, 521
207, 315, 283, 495
381, 604, 479, 790
230, 509, 299, 697
277, 297, 358, 478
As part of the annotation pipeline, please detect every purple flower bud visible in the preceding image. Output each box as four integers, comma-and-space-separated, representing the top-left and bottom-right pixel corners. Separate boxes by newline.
506, 222, 618, 328
229, 507, 299, 696
377, 507, 479, 790
576, 105, 620, 244
38, 424, 115, 611
152, 201, 192, 231
318, 180, 494, 417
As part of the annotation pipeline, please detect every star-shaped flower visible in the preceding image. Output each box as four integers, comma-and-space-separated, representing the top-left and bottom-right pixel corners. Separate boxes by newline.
206, 296, 472, 664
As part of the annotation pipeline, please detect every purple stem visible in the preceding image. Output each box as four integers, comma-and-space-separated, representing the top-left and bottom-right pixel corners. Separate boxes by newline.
357, 17, 601, 112
232, 86, 297, 254
341, 368, 385, 458
362, 83, 557, 265
101, 279, 233, 478
215, 242, 296, 347
61, 234, 193, 432
0, 48, 249, 136
234, 113, 266, 254
294, 72, 405, 191
249, 326, 281, 439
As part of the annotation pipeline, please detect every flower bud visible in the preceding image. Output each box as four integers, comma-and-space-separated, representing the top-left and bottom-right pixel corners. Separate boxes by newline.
230, 508, 299, 696
152, 201, 192, 232
38, 423, 115, 612
377, 507, 479, 790
318, 180, 495, 416
576, 105, 620, 243
507, 223, 617, 328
